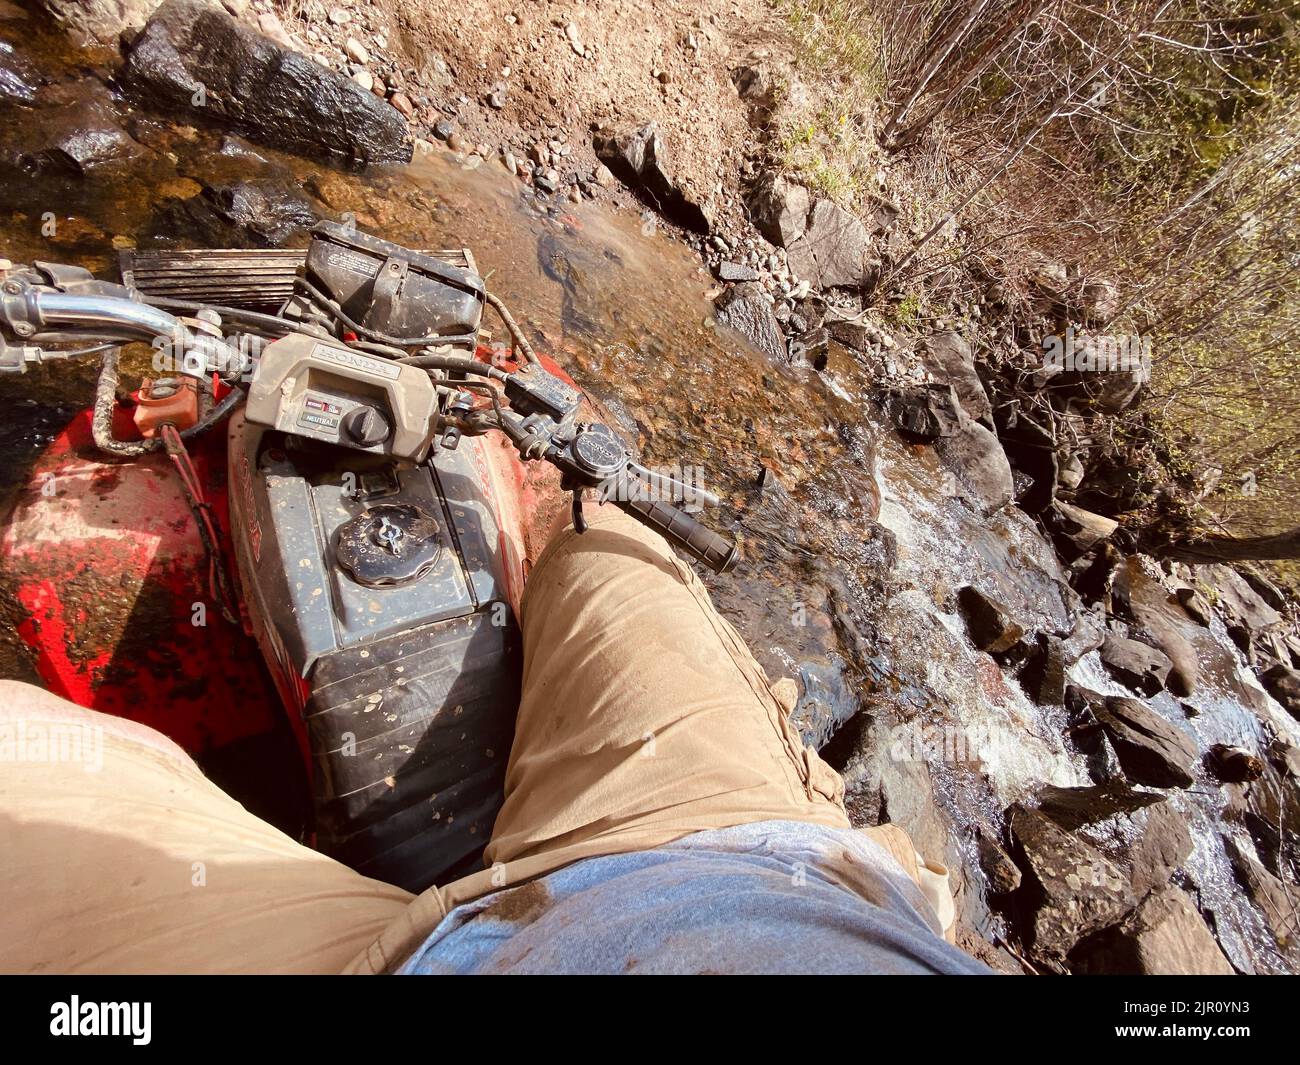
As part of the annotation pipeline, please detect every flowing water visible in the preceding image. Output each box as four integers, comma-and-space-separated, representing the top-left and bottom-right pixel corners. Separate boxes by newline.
2, 23, 1295, 970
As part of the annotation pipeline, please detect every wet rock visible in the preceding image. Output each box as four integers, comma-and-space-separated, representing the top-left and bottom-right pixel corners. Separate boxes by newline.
159, 179, 316, 247
1009, 806, 1135, 962
712, 283, 786, 363
121, 0, 412, 165
1268, 739, 1300, 781
1175, 585, 1213, 626
1073, 888, 1233, 975
934, 422, 1014, 515
958, 586, 1026, 654
1261, 664, 1300, 719
715, 261, 759, 283
1035, 781, 1164, 832
748, 173, 809, 248
1092, 695, 1197, 788
1020, 633, 1068, 705
1048, 501, 1118, 562
1223, 837, 1298, 963
1129, 802, 1193, 897
1056, 450, 1085, 491
974, 825, 1022, 896
792, 327, 829, 371
1207, 744, 1265, 784
593, 123, 709, 233
20, 98, 144, 175
0, 40, 38, 104
1203, 564, 1283, 633
1060, 605, 1107, 667
785, 198, 872, 290
918, 331, 991, 423
1100, 632, 1173, 696
889, 383, 966, 441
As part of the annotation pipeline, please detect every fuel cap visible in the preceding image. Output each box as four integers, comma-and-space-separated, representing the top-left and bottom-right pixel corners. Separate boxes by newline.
335, 503, 441, 586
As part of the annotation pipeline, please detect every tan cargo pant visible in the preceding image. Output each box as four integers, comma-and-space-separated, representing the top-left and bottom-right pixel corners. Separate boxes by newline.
0, 507, 947, 974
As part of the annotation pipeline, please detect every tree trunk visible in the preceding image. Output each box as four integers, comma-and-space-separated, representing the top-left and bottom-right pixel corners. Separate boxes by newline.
1157, 527, 1300, 563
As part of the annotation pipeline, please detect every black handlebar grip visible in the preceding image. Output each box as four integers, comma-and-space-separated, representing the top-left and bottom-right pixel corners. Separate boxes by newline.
611, 493, 738, 574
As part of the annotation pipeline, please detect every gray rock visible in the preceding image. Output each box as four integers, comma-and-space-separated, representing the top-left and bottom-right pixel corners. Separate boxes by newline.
934, 421, 1014, 515
30, 0, 162, 45
1093, 695, 1197, 788
890, 383, 966, 441
1009, 806, 1136, 962
1129, 802, 1193, 897
715, 261, 759, 283
1261, 664, 1300, 719
958, 586, 1026, 653
1223, 836, 1298, 963
0, 40, 38, 104
785, 198, 872, 290
975, 825, 1022, 895
748, 174, 810, 248
1074, 888, 1233, 975
593, 123, 709, 233
1049, 501, 1118, 561
161, 179, 317, 247
919, 331, 991, 423
121, 0, 412, 165
1034, 781, 1164, 832
1021, 633, 1069, 705
1100, 632, 1173, 696
793, 327, 829, 371
1175, 586, 1213, 626
712, 283, 786, 363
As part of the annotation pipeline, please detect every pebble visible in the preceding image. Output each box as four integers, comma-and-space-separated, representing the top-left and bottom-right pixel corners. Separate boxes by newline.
345, 38, 370, 65
501, 150, 517, 173
487, 90, 507, 109
433, 119, 455, 141
389, 92, 415, 118
536, 169, 560, 193
447, 131, 469, 153
328, 8, 350, 26
351, 69, 374, 92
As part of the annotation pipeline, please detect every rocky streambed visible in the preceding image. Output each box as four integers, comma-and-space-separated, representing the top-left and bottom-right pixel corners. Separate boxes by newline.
2, 1, 1298, 975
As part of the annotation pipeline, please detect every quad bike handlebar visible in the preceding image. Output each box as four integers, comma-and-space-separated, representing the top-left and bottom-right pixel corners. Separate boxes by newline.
0, 269, 740, 574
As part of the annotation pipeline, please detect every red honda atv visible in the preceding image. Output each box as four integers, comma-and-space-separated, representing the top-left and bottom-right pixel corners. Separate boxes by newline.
0, 221, 735, 890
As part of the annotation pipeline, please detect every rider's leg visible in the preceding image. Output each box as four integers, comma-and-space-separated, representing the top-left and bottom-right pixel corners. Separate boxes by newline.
0, 680, 411, 974
352, 503, 858, 971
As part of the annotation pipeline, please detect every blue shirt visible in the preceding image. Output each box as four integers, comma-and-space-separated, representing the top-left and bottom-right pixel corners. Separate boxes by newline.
398, 820, 990, 975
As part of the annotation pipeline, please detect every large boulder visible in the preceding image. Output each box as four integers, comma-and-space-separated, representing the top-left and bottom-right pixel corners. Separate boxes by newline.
934, 422, 1014, 515
785, 198, 873, 290
594, 123, 709, 233
121, 0, 411, 165
1092, 695, 1198, 788
1009, 807, 1135, 962
1074, 888, 1233, 975
920, 331, 991, 423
